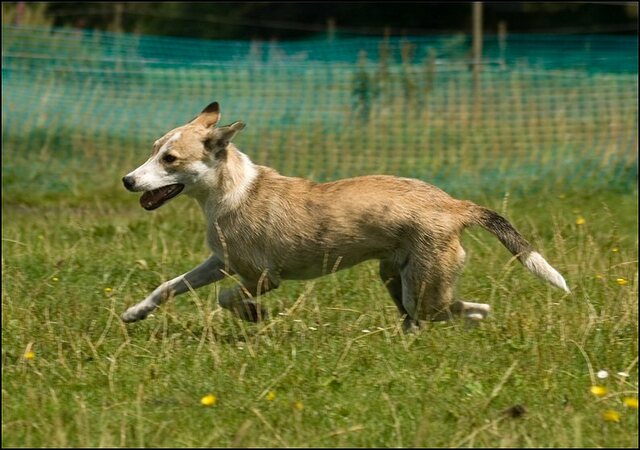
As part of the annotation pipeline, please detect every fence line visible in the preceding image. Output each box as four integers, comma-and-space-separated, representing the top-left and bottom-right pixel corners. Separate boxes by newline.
2, 25, 638, 196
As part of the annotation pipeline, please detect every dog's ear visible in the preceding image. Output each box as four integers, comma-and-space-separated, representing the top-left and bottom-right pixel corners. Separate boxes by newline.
192, 101, 221, 128
205, 121, 246, 156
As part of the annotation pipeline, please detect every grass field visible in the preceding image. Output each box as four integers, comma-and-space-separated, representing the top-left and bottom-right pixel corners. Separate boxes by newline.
2, 169, 637, 447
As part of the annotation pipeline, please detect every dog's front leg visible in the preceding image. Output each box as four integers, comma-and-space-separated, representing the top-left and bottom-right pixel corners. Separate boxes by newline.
121, 255, 230, 322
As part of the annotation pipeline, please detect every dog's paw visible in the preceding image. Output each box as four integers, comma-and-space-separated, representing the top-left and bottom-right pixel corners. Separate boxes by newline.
237, 302, 269, 322
463, 303, 490, 321
402, 317, 421, 334
121, 306, 147, 323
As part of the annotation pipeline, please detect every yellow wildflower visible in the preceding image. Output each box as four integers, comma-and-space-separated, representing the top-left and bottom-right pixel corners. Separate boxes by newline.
602, 409, 620, 422
265, 391, 276, 401
104, 287, 113, 294
623, 397, 638, 409
611, 247, 619, 252
616, 278, 628, 286
575, 216, 586, 225
52, 276, 59, 282
293, 400, 304, 411
590, 385, 608, 397
200, 394, 216, 406
23, 351, 35, 360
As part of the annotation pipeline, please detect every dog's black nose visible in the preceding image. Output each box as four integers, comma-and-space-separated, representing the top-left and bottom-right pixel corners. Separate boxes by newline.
122, 175, 135, 191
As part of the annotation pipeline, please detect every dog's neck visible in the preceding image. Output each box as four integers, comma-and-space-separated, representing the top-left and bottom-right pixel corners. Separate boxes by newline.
193, 143, 259, 217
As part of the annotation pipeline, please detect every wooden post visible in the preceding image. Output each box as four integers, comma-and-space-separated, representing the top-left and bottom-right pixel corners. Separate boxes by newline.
15, 2, 26, 25
113, 3, 124, 72
113, 2, 124, 33
327, 17, 336, 41
472, 2, 483, 119
498, 20, 507, 70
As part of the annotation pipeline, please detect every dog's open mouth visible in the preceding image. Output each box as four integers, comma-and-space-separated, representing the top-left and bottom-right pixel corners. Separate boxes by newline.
140, 184, 184, 210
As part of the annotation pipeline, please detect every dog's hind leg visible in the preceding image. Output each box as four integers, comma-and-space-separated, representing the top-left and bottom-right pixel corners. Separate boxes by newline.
218, 274, 276, 322
121, 255, 228, 322
379, 259, 419, 333
446, 300, 491, 321
431, 243, 490, 321
409, 242, 490, 323
379, 260, 406, 315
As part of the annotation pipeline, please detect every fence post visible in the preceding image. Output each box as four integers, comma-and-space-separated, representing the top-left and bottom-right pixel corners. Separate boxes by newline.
113, 2, 124, 33
498, 20, 507, 70
327, 17, 336, 41
14, 2, 26, 25
472, 2, 483, 120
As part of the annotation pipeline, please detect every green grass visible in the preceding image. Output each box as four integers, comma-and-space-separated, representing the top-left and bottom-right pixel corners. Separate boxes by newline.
2, 178, 637, 447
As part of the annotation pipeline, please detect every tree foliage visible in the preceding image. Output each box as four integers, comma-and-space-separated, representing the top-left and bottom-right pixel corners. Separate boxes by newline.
3, 2, 637, 39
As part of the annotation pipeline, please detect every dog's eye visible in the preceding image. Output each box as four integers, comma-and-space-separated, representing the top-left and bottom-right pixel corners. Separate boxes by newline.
162, 154, 177, 164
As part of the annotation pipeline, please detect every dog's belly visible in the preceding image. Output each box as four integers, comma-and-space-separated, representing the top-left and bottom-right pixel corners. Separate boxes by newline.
277, 247, 391, 280
219, 235, 397, 282
278, 262, 362, 280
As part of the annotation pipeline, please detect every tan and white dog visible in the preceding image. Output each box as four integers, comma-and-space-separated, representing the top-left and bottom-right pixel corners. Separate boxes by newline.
121, 102, 569, 332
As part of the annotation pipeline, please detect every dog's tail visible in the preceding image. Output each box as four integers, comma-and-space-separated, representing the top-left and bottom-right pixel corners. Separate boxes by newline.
468, 204, 570, 293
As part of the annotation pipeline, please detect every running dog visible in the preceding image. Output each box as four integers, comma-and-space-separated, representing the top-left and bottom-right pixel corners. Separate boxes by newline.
121, 102, 569, 332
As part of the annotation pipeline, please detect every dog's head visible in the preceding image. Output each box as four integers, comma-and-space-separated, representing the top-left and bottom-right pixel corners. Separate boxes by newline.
122, 102, 245, 210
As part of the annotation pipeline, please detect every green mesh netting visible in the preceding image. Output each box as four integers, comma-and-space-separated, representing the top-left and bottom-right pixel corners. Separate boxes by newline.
2, 25, 637, 196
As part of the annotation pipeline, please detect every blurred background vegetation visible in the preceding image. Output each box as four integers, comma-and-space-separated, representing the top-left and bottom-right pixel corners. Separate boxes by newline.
2, 2, 638, 39
2, 2, 637, 202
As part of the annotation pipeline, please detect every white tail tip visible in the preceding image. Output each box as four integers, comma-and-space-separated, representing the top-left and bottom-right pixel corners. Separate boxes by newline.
524, 251, 570, 293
